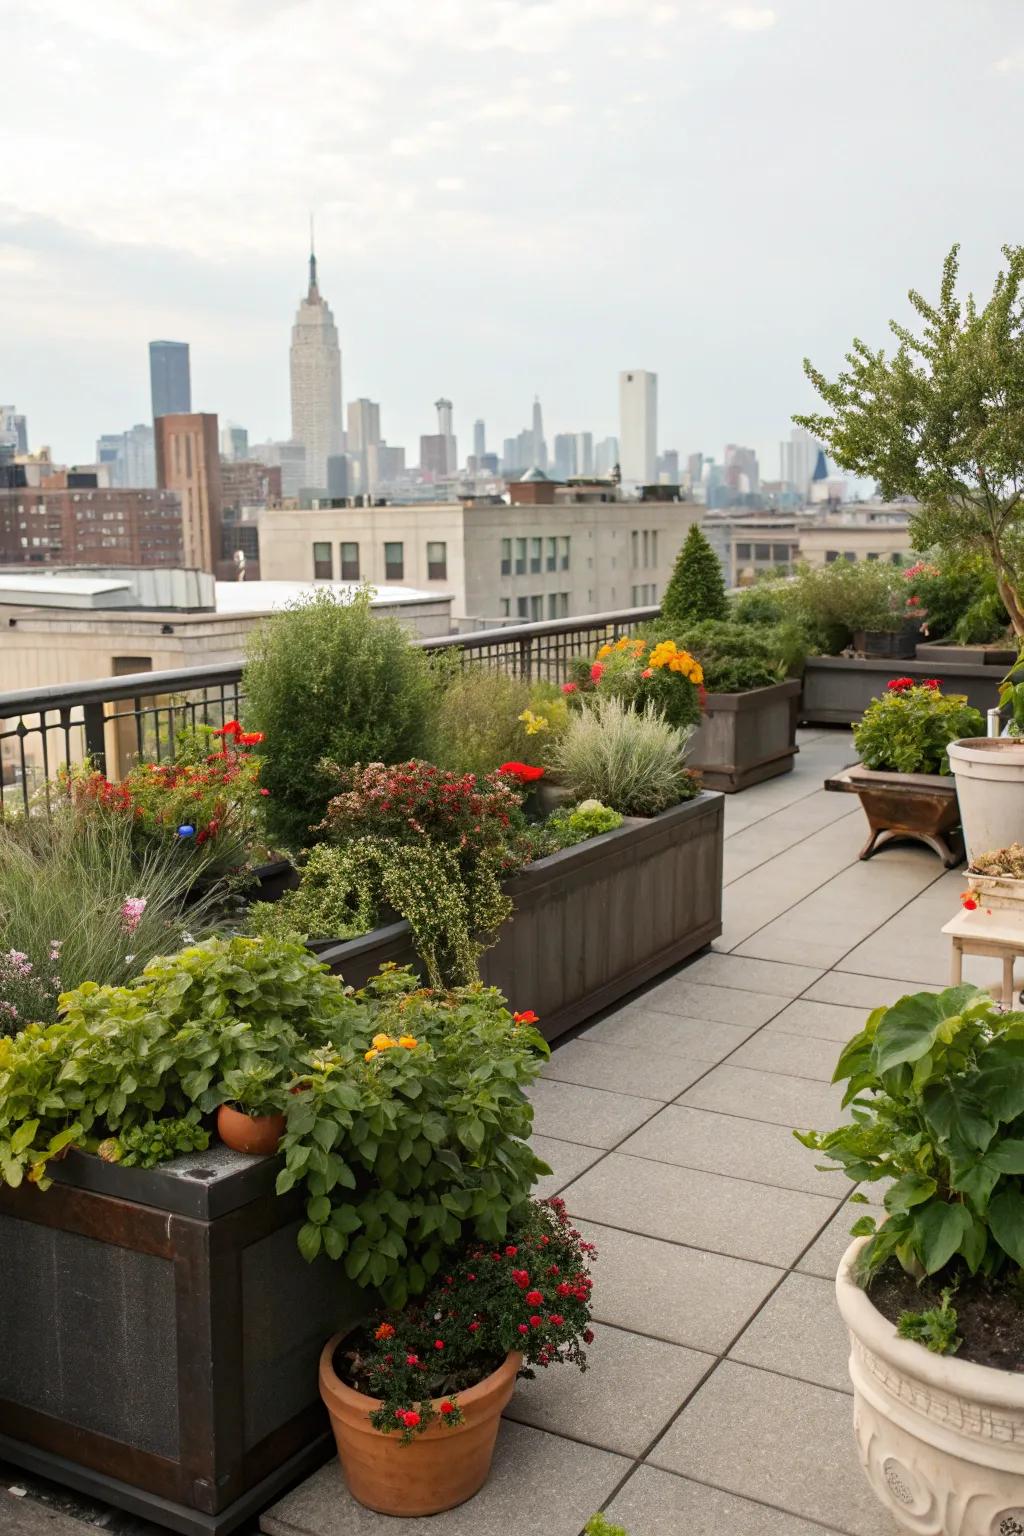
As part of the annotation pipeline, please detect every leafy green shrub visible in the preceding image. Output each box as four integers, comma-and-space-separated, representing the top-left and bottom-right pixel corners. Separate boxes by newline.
903, 556, 1009, 645
426, 666, 534, 777
661, 523, 728, 625
649, 618, 790, 693
731, 579, 795, 627
518, 801, 624, 861
796, 984, 1024, 1284
552, 697, 698, 816
852, 679, 984, 775
111, 1117, 210, 1168
242, 587, 435, 847
897, 1291, 961, 1355
786, 559, 903, 654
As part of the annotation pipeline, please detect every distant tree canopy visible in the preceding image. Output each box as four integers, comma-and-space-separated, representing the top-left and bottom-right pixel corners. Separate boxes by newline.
795, 244, 1024, 636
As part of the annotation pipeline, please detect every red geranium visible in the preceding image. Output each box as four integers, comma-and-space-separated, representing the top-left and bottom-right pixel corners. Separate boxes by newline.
886, 677, 915, 692
498, 762, 545, 784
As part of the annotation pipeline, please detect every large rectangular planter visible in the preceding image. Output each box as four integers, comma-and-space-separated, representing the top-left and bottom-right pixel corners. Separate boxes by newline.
801, 656, 1002, 725
687, 679, 801, 792
315, 791, 725, 1042
0, 1145, 362, 1536
915, 642, 1017, 669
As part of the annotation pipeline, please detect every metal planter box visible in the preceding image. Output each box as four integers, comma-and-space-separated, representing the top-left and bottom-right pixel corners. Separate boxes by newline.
0, 1146, 362, 1536
687, 679, 800, 793
801, 656, 1001, 725
315, 791, 725, 1043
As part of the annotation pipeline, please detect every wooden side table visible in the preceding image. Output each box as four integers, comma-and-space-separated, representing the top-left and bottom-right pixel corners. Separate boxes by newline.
942, 908, 1024, 1006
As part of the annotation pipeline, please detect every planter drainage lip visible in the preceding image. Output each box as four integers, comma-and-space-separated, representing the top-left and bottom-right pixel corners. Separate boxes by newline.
47, 1141, 280, 1219
837, 1238, 1024, 1412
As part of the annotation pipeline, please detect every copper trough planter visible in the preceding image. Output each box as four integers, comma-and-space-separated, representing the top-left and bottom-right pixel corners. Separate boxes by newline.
824, 763, 963, 868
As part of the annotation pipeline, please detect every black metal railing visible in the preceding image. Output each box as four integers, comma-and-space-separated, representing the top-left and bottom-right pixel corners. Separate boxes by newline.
0, 606, 660, 814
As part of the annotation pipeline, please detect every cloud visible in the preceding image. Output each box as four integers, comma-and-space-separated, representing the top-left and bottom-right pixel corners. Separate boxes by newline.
993, 52, 1024, 73
434, 177, 466, 192
723, 6, 776, 30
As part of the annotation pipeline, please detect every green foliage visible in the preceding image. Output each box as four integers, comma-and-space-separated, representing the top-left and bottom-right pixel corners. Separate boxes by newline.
0, 803, 218, 1032
796, 985, 1024, 1285
518, 801, 624, 861
661, 523, 728, 626
426, 666, 534, 777
784, 560, 903, 655
553, 697, 699, 816
585, 1517, 630, 1536
904, 556, 1009, 644
651, 618, 792, 693
999, 651, 1024, 735
853, 682, 984, 775
115, 1117, 210, 1168
731, 579, 794, 628
897, 1290, 961, 1355
796, 244, 1024, 635
242, 587, 435, 847
568, 635, 703, 732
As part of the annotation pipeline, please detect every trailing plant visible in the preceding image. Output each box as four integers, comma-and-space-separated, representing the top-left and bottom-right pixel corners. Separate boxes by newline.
335, 1197, 595, 1438
853, 679, 984, 775
243, 586, 435, 847
896, 1290, 961, 1355
660, 522, 728, 625
425, 665, 534, 777
796, 985, 1024, 1285
552, 697, 698, 816
565, 633, 703, 732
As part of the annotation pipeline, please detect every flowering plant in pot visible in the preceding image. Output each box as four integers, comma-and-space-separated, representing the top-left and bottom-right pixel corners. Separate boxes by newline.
319, 1195, 596, 1516
797, 984, 1024, 1535
216, 1061, 289, 1155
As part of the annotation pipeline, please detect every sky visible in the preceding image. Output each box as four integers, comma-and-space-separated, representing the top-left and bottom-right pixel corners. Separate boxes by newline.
4, 0, 1024, 477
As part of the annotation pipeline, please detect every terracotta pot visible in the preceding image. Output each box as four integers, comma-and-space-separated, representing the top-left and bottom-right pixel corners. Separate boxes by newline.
318, 1335, 522, 1515
836, 1237, 1024, 1535
216, 1102, 285, 1157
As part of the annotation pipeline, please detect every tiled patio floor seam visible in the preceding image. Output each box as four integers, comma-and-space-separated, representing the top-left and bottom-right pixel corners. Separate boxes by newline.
723, 804, 861, 884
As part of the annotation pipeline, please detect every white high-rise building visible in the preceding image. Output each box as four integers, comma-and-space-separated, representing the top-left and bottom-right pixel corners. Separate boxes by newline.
289, 244, 343, 491
434, 399, 457, 475
473, 419, 486, 461
619, 370, 657, 489
780, 426, 824, 503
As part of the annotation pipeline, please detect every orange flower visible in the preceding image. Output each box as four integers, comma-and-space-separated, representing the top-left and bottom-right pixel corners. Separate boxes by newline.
398, 1034, 418, 1049
513, 1009, 539, 1026
372, 1032, 398, 1050
375, 1322, 396, 1341
364, 1048, 380, 1062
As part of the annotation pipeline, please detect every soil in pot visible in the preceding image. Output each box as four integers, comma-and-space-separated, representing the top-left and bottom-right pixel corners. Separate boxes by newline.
869, 1259, 1024, 1371
320, 1332, 521, 1516
216, 1101, 285, 1156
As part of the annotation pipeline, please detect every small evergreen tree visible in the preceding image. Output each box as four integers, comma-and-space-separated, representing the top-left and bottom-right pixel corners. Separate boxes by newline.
660, 522, 728, 625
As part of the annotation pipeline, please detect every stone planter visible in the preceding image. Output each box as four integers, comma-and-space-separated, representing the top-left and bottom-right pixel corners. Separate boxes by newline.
0, 1145, 362, 1536
824, 764, 962, 867
687, 679, 800, 793
836, 1238, 1024, 1536
965, 869, 1024, 912
915, 642, 1017, 669
801, 657, 1001, 726
947, 738, 1024, 865
315, 792, 724, 1043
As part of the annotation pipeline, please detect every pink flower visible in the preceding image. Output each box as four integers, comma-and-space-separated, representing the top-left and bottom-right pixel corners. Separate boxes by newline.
590, 662, 605, 683
120, 896, 147, 934
561, 682, 578, 694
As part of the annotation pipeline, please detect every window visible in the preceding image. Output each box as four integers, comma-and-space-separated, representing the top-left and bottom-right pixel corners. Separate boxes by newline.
558, 592, 569, 617
313, 541, 333, 579
890, 552, 903, 566
500, 537, 511, 575
500, 597, 511, 617
427, 540, 447, 579
546, 536, 557, 572
384, 541, 404, 579
755, 543, 771, 561
866, 551, 879, 562
530, 594, 543, 620
340, 541, 360, 580
530, 537, 542, 574
547, 593, 559, 619
651, 530, 658, 565
516, 596, 529, 618
844, 551, 857, 563
825, 550, 840, 563
631, 530, 639, 567
735, 542, 751, 561
771, 544, 790, 562
631, 585, 640, 605
642, 529, 650, 568
515, 537, 527, 575
559, 535, 570, 571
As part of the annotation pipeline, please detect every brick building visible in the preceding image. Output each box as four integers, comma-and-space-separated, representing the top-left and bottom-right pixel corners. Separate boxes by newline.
0, 486, 184, 566
155, 413, 222, 573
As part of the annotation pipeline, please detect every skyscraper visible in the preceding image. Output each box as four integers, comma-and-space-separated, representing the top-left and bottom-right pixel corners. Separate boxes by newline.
573, 432, 594, 477
96, 424, 156, 487
433, 399, 456, 475
290, 241, 343, 491
220, 423, 249, 462
780, 426, 825, 503
530, 397, 547, 470
149, 341, 192, 418
553, 433, 575, 480
346, 399, 382, 492
155, 413, 222, 573
473, 419, 486, 461
594, 436, 619, 477
619, 370, 657, 488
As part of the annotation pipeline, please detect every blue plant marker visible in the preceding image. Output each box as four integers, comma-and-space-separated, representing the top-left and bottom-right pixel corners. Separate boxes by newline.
177, 824, 196, 838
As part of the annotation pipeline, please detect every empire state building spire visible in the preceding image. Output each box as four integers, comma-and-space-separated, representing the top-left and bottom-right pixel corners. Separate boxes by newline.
290, 227, 342, 491
307, 214, 319, 300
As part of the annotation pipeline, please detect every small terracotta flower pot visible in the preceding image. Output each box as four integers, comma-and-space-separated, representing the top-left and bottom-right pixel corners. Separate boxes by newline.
318, 1335, 522, 1516
216, 1102, 285, 1156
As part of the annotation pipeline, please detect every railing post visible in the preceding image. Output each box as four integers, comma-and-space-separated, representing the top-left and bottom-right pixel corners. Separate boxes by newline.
518, 637, 533, 682
82, 701, 107, 774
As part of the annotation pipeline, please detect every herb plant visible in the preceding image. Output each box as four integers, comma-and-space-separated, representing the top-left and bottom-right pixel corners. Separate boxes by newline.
585, 1518, 630, 1536
853, 679, 984, 775
552, 697, 699, 816
109, 1117, 210, 1168
797, 985, 1024, 1284
896, 1290, 961, 1355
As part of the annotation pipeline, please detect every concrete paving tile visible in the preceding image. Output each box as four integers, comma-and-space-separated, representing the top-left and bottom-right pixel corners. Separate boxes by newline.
0, 1493, 102, 1536
564, 1153, 840, 1267
260, 1422, 630, 1536
723, 795, 860, 884
797, 1198, 878, 1281
637, 977, 787, 1027
649, 1362, 898, 1536
728, 1030, 840, 1081
577, 1218, 783, 1353
680, 951, 824, 997
581, 1007, 753, 1063
527, 1078, 661, 1150
530, 1135, 603, 1200
765, 997, 871, 1044
505, 1323, 711, 1456
541, 1039, 705, 1101
619, 1106, 846, 1198
729, 1271, 851, 1393
678, 1063, 849, 1131
804, 972, 940, 1008
603, 1466, 846, 1536
837, 869, 969, 986
716, 814, 868, 951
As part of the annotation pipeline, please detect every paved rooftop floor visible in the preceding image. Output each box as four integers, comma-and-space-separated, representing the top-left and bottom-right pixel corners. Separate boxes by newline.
263, 726, 989, 1536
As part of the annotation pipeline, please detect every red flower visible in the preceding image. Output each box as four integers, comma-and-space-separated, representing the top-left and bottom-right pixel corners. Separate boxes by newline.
375, 1322, 396, 1341
961, 894, 978, 911
214, 720, 242, 737
641, 667, 653, 679
439, 1401, 455, 1416
468, 1321, 480, 1332
518, 1323, 529, 1334
590, 662, 605, 683
406, 1353, 420, 1367
505, 1245, 518, 1256
511, 1268, 530, 1288
907, 594, 920, 606
529, 1315, 543, 1327
526, 1289, 544, 1306
923, 678, 942, 690
239, 731, 264, 746
498, 761, 545, 783
396, 1409, 421, 1428
886, 677, 915, 692
583, 1329, 595, 1344
562, 682, 578, 694
513, 1010, 539, 1026
259, 787, 270, 796
434, 1340, 445, 1351
557, 1281, 572, 1296
548, 1314, 565, 1326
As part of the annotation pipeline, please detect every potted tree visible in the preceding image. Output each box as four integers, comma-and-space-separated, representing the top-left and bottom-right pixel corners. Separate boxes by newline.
798, 984, 1024, 1536
828, 677, 983, 865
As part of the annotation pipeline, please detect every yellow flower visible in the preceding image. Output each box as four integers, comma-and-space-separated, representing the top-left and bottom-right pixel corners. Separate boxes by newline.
518, 708, 549, 736
372, 1032, 398, 1051
398, 1034, 419, 1049
364, 1048, 379, 1062
597, 643, 613, 660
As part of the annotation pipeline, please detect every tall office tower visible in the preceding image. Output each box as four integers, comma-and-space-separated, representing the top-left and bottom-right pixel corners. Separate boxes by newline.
95, 425, 156, 487
290, 242, 343, 491
149, 342, 192, 418
553, 433, 575, 480
433, 399, 456, 474
346, 398, 381, 491
686, 451, 704, 488
530, 396, 547, 470
1, 407, 28, 456
326, 455, 350, 498
618, 370, 657, 489
657, 449, 680, 486
96, 434, 124, 481
420, 434, 450, 479
473, 419, 486, 461
155, 412, 222, 572
501, 438, 519, 475
594, 436, 619, 477
220, 423, 249, 462
573, 432, 594, 477
480, 452, 499, 475
780, 426, 824, 503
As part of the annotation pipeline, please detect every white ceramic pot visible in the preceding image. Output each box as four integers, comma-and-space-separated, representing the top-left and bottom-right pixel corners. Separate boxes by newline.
836, 1238, 1024, 1536
947, 738, 1024, 864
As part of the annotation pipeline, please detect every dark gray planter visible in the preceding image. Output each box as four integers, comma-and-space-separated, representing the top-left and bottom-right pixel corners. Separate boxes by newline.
801, 656, 1001, 725
0, 1145, 362, 1536
851, 622, 920, 659
914, 642, 1016, 668
250, 859, 299, 903
315, 791, 725, 1042
687, 679, 800, 792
